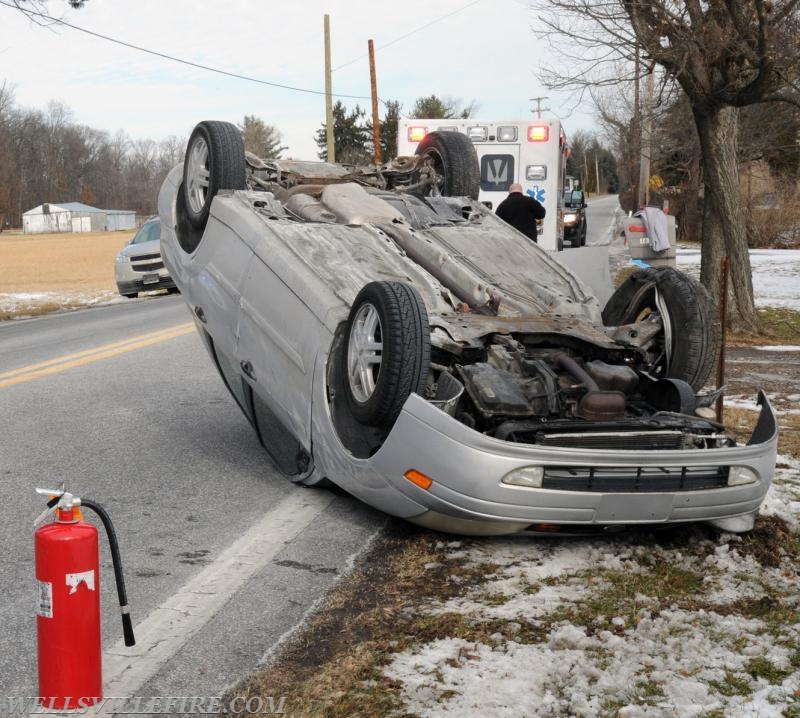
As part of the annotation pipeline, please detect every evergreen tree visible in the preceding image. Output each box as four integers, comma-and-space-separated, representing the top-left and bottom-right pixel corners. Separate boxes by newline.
365, 100, 401, 162
314, 102, 370, 164
410, 95, 477, 119
238, 115, 286, 159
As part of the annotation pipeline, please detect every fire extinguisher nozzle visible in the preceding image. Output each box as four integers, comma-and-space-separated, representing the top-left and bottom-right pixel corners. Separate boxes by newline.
121, 610, 136, 647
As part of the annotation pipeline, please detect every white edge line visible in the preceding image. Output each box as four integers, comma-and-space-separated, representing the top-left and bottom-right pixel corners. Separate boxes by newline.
100, 489, 337, 702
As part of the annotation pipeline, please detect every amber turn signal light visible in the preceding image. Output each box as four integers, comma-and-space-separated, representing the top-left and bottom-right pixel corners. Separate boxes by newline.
404, 469, 433, 490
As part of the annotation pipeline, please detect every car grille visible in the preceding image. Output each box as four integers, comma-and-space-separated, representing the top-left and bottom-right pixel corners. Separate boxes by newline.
542, 465, 730, 492
131, 254, 165, 273
538, 431, 685, 451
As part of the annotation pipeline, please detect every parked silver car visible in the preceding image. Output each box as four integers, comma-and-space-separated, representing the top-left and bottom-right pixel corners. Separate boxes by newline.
115, 216, 177, 298
157, 120, 777, 536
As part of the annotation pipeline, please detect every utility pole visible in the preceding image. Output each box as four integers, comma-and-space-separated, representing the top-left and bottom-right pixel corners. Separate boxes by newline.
583, 153, 590, 194
595, 153, 601, 195
324, 14, 335, 162
639, 65, 655, 205
632, 42, 641, 208
529, 96, 549, 118
368, 39, 381, 165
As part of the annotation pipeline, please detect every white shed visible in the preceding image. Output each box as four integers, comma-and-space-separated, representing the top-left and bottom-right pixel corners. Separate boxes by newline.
22, 202, 136, 234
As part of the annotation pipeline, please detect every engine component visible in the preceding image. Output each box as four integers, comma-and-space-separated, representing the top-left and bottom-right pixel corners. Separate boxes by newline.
639, 374, 697, 415
585, 360, 639, 394
549, 352, 626, 421
457, 363, 533, 418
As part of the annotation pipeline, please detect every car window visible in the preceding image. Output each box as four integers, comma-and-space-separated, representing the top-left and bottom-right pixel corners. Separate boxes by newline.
132, 220, 160, 244
563, 190, 584, 207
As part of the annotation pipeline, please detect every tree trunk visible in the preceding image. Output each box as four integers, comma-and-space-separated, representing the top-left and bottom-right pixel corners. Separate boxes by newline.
694, 107, 760, 333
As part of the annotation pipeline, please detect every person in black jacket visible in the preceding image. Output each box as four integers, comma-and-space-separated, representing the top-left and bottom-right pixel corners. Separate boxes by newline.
495, 183, 546, 242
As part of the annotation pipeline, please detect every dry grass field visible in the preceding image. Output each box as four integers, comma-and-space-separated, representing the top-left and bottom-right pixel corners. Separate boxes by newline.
0, 229, 133, 292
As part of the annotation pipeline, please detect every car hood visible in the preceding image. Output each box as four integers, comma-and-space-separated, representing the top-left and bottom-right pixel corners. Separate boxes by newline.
118, 239, 160, 258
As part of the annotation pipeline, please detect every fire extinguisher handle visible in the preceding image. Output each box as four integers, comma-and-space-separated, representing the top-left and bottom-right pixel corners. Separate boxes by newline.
80, 499, 136, 648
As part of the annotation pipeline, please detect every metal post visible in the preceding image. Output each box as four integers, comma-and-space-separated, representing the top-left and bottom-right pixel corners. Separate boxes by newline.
715, 257, 729, 423
368, 39, 381, 165
324, 14, 335, 163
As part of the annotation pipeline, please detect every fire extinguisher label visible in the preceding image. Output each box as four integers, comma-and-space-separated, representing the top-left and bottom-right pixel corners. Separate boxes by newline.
36, 580, 53, 618
66, 569, 96, 594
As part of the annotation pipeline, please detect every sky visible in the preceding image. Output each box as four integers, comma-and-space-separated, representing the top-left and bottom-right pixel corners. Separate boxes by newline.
0, 0, 599, 160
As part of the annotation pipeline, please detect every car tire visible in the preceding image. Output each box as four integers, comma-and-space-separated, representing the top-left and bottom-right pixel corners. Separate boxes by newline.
602, 267, 720, 391
415, 131, 479, 199
343, 281, 431, 427
182, 121, 246, 230
579, 223, 587, 246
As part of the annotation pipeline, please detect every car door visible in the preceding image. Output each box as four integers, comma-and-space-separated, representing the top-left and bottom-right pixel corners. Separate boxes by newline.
185, 216, 253, 357
236, 253, 323, 476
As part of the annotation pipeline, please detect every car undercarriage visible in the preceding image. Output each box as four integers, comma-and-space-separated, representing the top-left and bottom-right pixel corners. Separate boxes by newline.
157, 120, 777, 535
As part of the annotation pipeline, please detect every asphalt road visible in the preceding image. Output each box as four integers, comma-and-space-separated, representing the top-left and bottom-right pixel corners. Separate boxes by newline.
0, 295, 385, 708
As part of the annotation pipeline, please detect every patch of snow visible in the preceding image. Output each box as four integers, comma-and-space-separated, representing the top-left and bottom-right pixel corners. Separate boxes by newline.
384, 457, 800, 717
386, 610, 798, 718
677, 247, 800, 311
756, 346, 800, 352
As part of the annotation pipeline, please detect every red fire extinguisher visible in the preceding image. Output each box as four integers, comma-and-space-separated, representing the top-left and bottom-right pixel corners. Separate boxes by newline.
34, 488, 135, 711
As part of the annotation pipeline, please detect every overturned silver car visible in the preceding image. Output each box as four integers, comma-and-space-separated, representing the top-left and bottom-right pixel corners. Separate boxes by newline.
158, 120, 777, 535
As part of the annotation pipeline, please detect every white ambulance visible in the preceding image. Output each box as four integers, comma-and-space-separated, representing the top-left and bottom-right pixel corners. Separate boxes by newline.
397, 118, 568, 251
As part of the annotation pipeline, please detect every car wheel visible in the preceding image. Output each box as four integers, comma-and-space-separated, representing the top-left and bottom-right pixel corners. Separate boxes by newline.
182, 121, 246, 230
415, 131, 479, 199
343, 281, 431, 427
602, 267, 720, 391
580, 223, 587, 246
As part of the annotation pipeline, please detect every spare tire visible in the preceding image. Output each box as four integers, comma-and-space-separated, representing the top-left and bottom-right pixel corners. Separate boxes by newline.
343, 281, 431, 427
182, 121, 246, 230
416, 131, 479, 199
602, 267, 720, 391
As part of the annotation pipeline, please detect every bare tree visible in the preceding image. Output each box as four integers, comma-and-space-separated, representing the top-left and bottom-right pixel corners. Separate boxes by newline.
536, 0, 800, 331
0, 82, 16, 227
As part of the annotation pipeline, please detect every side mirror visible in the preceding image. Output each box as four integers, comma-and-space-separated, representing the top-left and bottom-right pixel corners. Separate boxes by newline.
582, 202, 588, 208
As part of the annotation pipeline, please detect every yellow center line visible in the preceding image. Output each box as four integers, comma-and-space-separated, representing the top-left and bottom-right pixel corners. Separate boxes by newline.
0, 323, 196, 389
0, 323, 196, 380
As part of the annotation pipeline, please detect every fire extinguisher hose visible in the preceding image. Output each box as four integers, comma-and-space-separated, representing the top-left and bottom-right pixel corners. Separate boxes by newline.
80, 499, 136, 647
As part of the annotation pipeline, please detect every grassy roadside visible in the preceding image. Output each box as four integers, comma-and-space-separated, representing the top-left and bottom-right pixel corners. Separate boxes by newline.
235, 511, 800, 717
0, 229, 133, 320
727, 306, 800, 346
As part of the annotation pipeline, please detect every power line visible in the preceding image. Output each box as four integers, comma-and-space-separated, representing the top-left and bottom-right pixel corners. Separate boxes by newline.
0, 0, 378, 102
332, 0, 483, 72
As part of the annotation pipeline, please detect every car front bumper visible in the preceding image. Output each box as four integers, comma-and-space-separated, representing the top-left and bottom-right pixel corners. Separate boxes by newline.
115, 269, 176, 296
363, 391, 778, 535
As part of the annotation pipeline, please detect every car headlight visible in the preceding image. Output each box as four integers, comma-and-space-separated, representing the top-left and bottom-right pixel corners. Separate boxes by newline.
115, 254, 130, 264
564, 213, 577, 225
501, 466, 544, 488
728, 466, 758, 486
